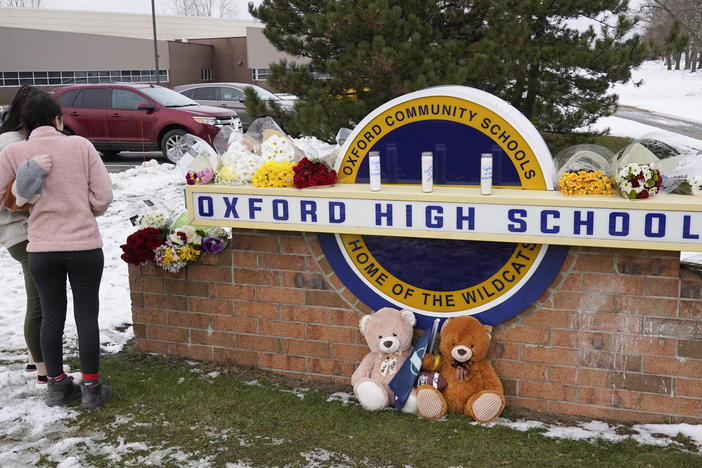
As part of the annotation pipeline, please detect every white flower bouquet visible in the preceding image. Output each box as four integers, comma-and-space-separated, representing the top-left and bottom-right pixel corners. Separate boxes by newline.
614, 134, 702, 197
615, 163, 662, 199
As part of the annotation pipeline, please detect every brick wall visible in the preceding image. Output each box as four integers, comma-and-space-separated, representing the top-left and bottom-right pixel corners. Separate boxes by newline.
129, 230, 702, 423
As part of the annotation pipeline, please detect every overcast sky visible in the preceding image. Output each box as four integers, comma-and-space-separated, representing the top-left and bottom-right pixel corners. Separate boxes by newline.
41, 0, 259, 17
40, 0, 646, 16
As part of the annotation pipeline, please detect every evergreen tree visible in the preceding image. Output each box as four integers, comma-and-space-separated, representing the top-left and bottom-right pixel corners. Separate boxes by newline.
250, 0, 647, 139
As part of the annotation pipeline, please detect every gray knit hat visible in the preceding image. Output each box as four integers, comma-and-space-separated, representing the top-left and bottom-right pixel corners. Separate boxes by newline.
15, 158, 48, 199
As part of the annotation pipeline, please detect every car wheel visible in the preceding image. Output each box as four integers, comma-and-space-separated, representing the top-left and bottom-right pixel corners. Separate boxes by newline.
161, 128, 188, 163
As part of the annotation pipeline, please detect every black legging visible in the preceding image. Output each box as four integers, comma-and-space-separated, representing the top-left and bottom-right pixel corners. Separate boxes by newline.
28, 249, 104, 378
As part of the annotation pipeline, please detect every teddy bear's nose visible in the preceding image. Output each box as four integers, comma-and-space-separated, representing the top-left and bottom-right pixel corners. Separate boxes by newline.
457, 348, 467, 356
383, 340, 394, 348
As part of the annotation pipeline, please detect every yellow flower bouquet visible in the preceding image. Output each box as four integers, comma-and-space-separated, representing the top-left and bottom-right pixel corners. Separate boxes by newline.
251, 160, 296, 188
558, 170, 614, 195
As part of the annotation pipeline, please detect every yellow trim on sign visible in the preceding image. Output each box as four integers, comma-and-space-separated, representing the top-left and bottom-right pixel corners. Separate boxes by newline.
337, 95, 547, 189
181, 214, 702, 252
186, 184, 702, 212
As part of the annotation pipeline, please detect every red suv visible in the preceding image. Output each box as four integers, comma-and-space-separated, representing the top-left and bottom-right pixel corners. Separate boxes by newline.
53, 84, 240, 161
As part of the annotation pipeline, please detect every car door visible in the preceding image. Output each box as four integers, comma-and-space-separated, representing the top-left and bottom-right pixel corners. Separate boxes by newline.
218, 86, 249, 127
65, 88, 110, 141
109, 88, 157, 144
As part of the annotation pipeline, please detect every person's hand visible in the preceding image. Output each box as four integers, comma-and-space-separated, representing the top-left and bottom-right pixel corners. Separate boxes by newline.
32, 154, 52, 173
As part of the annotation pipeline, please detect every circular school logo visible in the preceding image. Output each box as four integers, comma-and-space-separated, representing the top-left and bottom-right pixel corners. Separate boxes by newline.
318, 86, 568, 327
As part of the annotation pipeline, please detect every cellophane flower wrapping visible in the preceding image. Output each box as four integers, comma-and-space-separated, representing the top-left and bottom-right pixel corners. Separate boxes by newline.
615, 163, 662, 199
293, 157, 337, 188
689, 175, 702, 196
554, 145, 616, 195
175, 135, 224, 184
217, 141, 266, 184
614, 134, 702, 195
175, 116, 343, 188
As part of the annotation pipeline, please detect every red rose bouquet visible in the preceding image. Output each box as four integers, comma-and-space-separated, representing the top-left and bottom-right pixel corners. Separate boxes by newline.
120, 227, 165, 265
293, 157, 337, 188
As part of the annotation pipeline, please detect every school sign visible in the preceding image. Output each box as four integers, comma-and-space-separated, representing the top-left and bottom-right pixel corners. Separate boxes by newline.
186, 87, 701, 327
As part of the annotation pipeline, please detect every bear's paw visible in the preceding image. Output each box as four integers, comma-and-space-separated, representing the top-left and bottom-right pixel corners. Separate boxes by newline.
355, 380, 389, 411
470, 392, 504, 423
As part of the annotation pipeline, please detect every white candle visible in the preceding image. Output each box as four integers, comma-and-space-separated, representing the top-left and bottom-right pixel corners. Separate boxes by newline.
369, 152, 381, 191
421, 152, 433, 193
481, 153, 493, 195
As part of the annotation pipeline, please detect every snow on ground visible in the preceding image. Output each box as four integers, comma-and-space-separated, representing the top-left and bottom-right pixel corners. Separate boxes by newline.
612, 60, 702, 123
1, 61, 701, 465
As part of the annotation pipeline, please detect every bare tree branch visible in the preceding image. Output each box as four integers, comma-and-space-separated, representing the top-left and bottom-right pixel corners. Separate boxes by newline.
645, 0, 701, 44
166, 0, 243, 18
0, 0, 43, 7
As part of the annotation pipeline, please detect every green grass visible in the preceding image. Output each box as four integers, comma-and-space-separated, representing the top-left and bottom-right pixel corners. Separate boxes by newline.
42, 349, 701, 468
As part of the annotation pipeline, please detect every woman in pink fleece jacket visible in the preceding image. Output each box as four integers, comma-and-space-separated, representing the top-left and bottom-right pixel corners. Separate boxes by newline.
0, 91, 114, 409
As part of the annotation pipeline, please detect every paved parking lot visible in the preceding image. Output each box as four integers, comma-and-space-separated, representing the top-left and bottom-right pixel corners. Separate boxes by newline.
101, 151, 165, 172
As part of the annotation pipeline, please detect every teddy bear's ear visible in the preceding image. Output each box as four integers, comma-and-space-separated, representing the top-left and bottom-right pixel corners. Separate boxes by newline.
400, 309, 416, 327
359, 314, 371, 334
440, 318, 452, 334
483, 324, 493, 339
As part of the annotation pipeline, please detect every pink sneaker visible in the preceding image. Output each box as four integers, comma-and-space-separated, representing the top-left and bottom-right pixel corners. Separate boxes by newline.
35, 375, 48, 390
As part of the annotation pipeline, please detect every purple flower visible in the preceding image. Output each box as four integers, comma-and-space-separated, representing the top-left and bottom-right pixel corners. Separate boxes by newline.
202, 236, 225, 254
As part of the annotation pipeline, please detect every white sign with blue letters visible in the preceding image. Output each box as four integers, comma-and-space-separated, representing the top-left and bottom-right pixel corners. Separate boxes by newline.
189, 190, 702, 250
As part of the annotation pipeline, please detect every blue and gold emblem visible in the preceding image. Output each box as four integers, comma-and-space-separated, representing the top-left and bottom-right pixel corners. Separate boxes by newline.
319, 86, 568, 327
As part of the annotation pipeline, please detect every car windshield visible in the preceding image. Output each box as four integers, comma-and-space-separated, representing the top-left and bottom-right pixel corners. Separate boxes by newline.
246, 85, 280, 101
141, 86, 198, 107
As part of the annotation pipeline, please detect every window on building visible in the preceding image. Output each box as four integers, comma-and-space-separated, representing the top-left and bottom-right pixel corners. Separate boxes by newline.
251, 68, 270, 81
0, 69, 169, 87
2, 72, 19, 86
200, 68, 212, 81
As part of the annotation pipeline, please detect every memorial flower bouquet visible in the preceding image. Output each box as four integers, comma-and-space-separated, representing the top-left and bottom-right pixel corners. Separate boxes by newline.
293, 157, 338, 188
252, 160, 296, 187
120, 227, 165, 265
613, 136, 702, 197
558, 170, 614, 195
120, 210, 231, 272
216, 141, 266, 185
261, 134, 296, 162
175, 116, 341, 188
553, 145, 616, 196
185, 168, 214, 185
615, 163, 662, 199
201, 227, 229, 254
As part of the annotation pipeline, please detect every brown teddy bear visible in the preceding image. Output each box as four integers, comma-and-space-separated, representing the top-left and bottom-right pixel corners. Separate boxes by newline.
351, 307, 418, 413
416, 315, 505, 423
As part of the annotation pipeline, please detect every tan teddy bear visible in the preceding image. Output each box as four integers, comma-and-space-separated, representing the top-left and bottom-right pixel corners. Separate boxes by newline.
416, 315, 505, 423
351, 307, 418, 413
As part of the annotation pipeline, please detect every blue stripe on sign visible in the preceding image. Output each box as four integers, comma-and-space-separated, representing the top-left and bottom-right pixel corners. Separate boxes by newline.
318, 233, 568, 328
